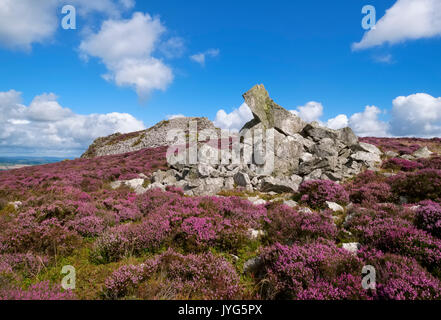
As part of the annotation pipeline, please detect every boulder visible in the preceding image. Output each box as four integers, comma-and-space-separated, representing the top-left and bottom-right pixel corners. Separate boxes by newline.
260, 176, 299, 193
243, 84, 305, 135
342, 242, 360, 255
412, 146, 433, 159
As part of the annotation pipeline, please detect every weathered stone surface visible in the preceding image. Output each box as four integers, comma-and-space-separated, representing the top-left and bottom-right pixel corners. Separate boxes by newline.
358, 142, 382, 156
243, 84, 305, 135
83, 84, 385, 197
336, 127, 359, 146
342, 242, 360, 255
260, 176, 299, 193
81, 117, 218, 158
243, 257, 263, 274
412, 146, 433, 159
234, 172, 251, 187
326, 201, 344, 212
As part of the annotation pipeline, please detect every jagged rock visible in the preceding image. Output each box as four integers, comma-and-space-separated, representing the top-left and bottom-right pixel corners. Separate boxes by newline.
357, 142, 382, 156
234, 172, 251, 187
342, 243, 360, 255
412, 146, 433, 159
350, 151, 381, 164
260, 176, 299, 193
224, 177, 235, 190
81, 117, 218, 158
326, 201, 344, 212
243, 84, 306, 135
197, 163, 215, 177
302, 122, 338, 141
336, 127, 359, 146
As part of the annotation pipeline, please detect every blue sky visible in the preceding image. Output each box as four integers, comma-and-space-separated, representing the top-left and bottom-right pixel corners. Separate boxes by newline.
1, 0, 441, 156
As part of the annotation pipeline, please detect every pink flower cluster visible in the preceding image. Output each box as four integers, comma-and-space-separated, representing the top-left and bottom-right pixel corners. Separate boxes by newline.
298, 180, 349, 209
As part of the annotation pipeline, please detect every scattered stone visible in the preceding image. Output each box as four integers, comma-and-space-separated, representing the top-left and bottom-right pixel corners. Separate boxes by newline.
283, 200, 298, 208
412, 146, 433, 159
247, 197, 267, 206
243, 257, 263, 274
326, 201, 344, 212
248, 228, 265, 240
385, 151, 399, 158
342, 242, 360, 255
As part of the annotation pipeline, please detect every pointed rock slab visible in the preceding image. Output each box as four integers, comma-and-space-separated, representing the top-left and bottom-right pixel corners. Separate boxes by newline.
242, 84, 305, 135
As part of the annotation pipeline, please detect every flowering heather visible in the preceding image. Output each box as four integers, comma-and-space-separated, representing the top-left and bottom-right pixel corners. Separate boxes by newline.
359, 137, 423, 155
346, 214, 441, 275
298, 180, 349, 209
104, 249, 241, 300
388, 169, 441, 203
0, 281, 75, 300
382, 158, 422, 172
264, 203, 337, 244
415, 200, 441, 239
345, 170, 394, 204
359, 248, 441, 300
257, 241, 367, 300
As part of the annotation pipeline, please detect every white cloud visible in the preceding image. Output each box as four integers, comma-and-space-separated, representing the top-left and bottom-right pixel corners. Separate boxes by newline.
159, 37, 185, 59
213, 103, 253, 132
0, 0, 135, 50
290, 101, 323, 122
0, 0, 59, 50
348, 105, 389, 137
353, 0, 441, 50
190, 49, 220, 66
80, 12, 173, 99
390, 93, 441, 137
0, 90, 145, 156
326, 114, 349, 130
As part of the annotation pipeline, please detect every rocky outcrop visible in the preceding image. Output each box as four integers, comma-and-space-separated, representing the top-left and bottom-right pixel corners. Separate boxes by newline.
81, 117, 218, 158
106, 85, 383, 196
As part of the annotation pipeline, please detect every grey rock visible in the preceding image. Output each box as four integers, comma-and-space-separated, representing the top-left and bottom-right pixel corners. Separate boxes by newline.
260, 176, 299, 193
234, 172, 251, 187
243, 257, 263, 274
342, 243, 360, 255
336, 127, 359, 146
412, 146, 433, 159
283, 200, 298, 208
326, 201, 344, 212
242, 84, 305, 135
401, 154, 415, 160
385, 151, 399, 158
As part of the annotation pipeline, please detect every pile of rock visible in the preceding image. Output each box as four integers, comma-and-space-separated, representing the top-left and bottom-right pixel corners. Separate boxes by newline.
109, 84, 383, 196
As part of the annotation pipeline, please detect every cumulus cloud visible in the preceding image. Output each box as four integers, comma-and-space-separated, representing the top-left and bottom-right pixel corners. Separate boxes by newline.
353, 0, 441, 50
0, 90, 145, 156
390, 93, 441, 137
213, 103, 253, 132
190, 49, 220, 66
326, 114, 349, 130
0, 0, 59, 50
348, 106, 389, 137
79, 12, 173, 99
0, 0, 134, 50
290, 101, 323, 122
